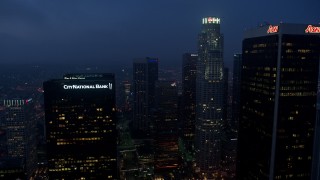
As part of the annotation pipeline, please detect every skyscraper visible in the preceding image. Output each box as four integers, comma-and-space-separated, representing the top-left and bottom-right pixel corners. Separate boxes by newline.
154, 80, 180, 179
132, 57, 158, 137
181, 53, 198, 152
118, 80, 132, 113
237, 23, 320, 179
116, 68, 133, 116
195, 17, 225, 177
0, 99, 37, 179
312, 103, 320, 180
44, 73, 117, 179
223, 67, 229, 123
232, 53, 242, 132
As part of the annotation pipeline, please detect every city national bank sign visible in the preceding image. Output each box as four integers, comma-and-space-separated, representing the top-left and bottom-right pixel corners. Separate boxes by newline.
63, 83, 113, 90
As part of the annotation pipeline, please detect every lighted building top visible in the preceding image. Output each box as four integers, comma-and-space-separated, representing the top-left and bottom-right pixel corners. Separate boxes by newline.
63, 73, 114, 80
244, 23, 320, 39
202, 17, 220, 24
2, 99, 33, 107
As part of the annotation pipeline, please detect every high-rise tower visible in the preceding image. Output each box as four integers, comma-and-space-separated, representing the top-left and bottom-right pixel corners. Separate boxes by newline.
195, 17, 225, 177
0, 99, 37, 179
154, 80, 180, 179
44, 73, 117, 179
232, 53, 242, 133
182, 53, 198, 152
133, 57, 158, 137
237, 23, 320, 179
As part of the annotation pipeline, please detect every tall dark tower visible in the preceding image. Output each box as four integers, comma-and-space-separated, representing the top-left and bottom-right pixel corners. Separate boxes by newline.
181, 53, 198, 152
237, 23, 320, 179
0, 99, 37, 179
312, 104, 320, 180
232, 53, 242, 133
195, 17, 225, 177
223, 67, 229, 123
44, 73, 117, 179
154, 80, 180, 179
133, 57, 158, 137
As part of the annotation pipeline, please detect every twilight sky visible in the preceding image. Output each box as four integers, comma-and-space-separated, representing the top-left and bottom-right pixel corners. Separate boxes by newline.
0, 0, 319, 69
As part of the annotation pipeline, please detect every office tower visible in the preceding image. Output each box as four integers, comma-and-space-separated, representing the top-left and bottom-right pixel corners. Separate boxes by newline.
118, 80, 132, 113
223, 67, 229, 123
221, 67, 237, 178
0, 161, 25, 179
237, 23, 320, 179
154, 80, 180, 179
116, 68, 132, 116
312, 105, 320, 180
44, 73, 117, 179
0, 99, 37, 179
181, 53, 198, 152
232, 53, 242, 132
218, 53, 243, 179
133, 57, 158, 137
195, 17, 225, 177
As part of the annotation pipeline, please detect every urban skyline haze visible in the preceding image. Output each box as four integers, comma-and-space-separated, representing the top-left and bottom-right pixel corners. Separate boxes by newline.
0, 0, 319, 68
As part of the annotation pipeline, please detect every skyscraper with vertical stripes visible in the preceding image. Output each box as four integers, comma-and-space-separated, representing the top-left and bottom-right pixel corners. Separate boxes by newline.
195, 17, 225, 178
133, 58, 158, 137
237, 23, 320, 179
182, 53, 198, 152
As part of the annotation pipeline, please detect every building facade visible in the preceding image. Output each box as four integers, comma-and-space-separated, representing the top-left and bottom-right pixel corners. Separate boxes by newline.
232, 53, 242, 133
237, 23, 320, 179
195, 17, 225, 177
181, 53, 198, 152
44, 73, 117, 179
133, 58, 158, 138
154, 80, 180, 179
0, 99, 37, 179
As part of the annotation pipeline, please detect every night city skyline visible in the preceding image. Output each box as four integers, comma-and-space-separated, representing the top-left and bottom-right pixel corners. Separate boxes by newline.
1, 1, 320, 179
1, 0, 319, 68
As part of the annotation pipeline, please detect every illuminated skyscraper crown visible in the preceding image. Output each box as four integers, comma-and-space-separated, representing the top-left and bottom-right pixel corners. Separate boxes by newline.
202, 17, 220, 24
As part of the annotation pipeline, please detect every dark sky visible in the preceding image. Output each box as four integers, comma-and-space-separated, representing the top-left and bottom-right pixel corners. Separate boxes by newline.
1, 0, 319, 69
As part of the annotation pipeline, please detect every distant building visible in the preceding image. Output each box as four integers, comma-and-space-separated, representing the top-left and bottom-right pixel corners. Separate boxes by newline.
232, 53, 242, 132
118, 80, 132, 113
0, 99, 37, 179
312, 103, 320, 180
223, 67, 229, 124
0, 159, 25, 179
44, 73, 117, 179
132, 58, 158, 137
154, 80, 180, 179
237, 23, 320, 179
195, 17, 225, 177
181, 53, 198, 152
116, 68, 133, 116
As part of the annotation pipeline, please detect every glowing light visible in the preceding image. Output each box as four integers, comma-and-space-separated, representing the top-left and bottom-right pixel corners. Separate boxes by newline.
63, 83, 113, 90
267, 25, 279, 33
202, 17, 220, 24
305, 25, 320, 33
